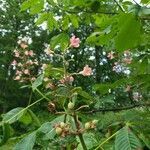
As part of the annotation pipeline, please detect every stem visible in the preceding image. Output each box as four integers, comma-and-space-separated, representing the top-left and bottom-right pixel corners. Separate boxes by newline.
94, 130, 119, 150
35, 88, 50, 101
73, 113, 87, 150
113, 0, 125, 12
28, 90, 33, 105
2, 97, 44, 124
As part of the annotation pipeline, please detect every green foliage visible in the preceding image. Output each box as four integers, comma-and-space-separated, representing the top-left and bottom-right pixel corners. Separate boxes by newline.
14, 132, 36, 150
21, 0, 44, 14
115, 13, 141, 51
1, 0, 150, 149
32, 74, 44, 91
2, 108, 25, 124
115, 126, 142, 150
50, 33, 69, 50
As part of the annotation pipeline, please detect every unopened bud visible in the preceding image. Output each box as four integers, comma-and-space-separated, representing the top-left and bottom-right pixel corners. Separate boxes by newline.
85, 122, 91, 130
60, 122, 65, 128
55, 127, 62, 135
68, 102, 74, 110
92, 120, 98, 125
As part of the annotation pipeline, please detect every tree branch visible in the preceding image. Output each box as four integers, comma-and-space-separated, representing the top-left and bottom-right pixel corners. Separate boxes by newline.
84, 103, 150, 114
113, 0, 125, 12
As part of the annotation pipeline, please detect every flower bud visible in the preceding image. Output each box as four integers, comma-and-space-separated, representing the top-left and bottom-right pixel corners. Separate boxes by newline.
55, 127, 62, 135
60, 122, 65, 128
85, 122, 91, 130
92, 120, 98, 125
68, 102, 74, 110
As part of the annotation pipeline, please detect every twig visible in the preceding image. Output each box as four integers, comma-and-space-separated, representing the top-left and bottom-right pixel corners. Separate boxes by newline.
113, 0, 125, 12
73, 113, 87, 150
85, 103, 150, 114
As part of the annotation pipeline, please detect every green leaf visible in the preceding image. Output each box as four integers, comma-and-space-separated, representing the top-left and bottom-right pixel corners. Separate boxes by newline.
14, 132, 36, 150
2, 107, 25, 124
20, 0, 31, 11
141, 0, 149, 4
30, 0, 44, 15
115, 126, 142, 150
32, 74, 44, 90
139, 134, 150, 149
0, 123, 11, 146
19, 111, 32, 125
50, 33, 69, 50
93, 84, 112, 94
69, 14, 79, 28
35, 13, 48, 25
47, 13, 58, 31
115, 13, 141, 51
27, 110, 41, 127
138, 7, 150, 16
77, 133, 98, 150
62, 15, 69, 30
78, 90, 93, 101
37, 115, 65, 139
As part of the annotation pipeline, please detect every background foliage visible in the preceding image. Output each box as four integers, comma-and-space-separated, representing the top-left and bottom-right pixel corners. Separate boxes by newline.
0, 0, 150, 149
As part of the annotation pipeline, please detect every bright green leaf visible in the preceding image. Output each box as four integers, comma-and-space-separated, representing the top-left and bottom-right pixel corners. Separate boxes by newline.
50, 33, 69, 50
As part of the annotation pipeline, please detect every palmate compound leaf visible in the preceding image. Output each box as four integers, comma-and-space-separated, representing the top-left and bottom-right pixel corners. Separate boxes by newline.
115, 126, 142, 150
13, 115, 65, 149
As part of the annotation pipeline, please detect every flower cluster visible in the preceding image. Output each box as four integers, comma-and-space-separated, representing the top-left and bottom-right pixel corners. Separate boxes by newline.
54, 122, 70, 137
11, 41, 38, 82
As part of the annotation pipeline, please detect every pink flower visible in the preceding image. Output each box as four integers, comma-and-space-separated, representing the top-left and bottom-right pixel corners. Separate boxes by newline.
107, 51, 115, 60
31, 77, 36, 81
24, 50, 29, 55
11, 60, 17, 66
70, 36, 80, 48
16, 70, 22, 75
60, 76, 74, 84
69, 76, 74, 82
26, 60, 33, 65
28, 50, 34, 57
24, 69, 30, 75
60, 78, 65, 84
14, 51, 20, 57
45, 83, 55, 89
123, 58, 132, 64
20, 42, 28, 49
79, 65, 92, 76
14, 76, 21, 80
